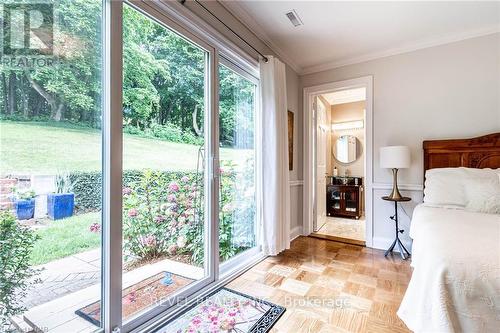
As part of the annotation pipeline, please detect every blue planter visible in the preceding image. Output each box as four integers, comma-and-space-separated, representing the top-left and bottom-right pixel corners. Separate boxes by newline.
47, 193, 74, 220
15, 199, 35, 220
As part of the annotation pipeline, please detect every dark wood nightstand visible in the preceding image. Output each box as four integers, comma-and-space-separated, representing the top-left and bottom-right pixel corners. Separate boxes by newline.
382, 196, 411, 260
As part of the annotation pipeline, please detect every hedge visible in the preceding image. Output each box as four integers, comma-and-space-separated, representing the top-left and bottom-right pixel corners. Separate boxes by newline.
69, 170, 199, 210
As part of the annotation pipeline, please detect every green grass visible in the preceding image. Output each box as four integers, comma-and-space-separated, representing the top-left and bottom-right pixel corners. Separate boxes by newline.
30, 212, 101, 266
0, 121, 247, 174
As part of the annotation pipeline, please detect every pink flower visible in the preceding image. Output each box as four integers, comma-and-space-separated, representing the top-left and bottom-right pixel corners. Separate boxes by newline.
122, 187, 132, 195
167, 244, 178, 255
191, 316, 201, 326
128, 208, 138, 217
141, 235, 157, 247
89, 223, 101, 233
154, 215, 165, 223
167, 194, 177, 203
181, 176, 190, 183
168, 182, 179, 192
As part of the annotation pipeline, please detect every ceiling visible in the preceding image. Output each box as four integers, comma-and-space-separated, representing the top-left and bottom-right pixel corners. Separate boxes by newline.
221, 1, 500, 74
322, 87, 366, 105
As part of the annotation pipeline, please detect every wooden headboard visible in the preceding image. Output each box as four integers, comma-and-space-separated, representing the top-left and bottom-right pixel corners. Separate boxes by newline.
423, 133, 500, 174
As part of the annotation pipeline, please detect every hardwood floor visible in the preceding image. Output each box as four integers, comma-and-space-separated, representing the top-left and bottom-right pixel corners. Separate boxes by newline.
226, 236, 412, 333
312, 216, 366, 246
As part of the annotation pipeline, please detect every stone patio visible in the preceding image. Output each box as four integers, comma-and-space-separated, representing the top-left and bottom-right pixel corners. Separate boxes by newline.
23, 253, 204, 332
24, 249, 101, 309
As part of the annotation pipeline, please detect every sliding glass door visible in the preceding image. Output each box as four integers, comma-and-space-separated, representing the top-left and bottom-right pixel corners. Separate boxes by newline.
120, 2, 216, 326
218, 61, 259, 266
0, 0, 260, 331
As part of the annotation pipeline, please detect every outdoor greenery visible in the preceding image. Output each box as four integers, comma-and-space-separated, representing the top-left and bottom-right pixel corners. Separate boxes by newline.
0, 121, 244, 174
30, 212, 101, 265
122, 167, 255, 266
0, 0, 257, 320
0, 212, 40, 328
69, 170, 198, 210
0, 1, 255, 148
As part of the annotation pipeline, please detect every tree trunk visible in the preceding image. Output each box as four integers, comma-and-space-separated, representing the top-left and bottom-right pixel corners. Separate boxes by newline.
21, 76, 29, 118
8, 72, 16, 115
1, 73, 7, 114
192, 104, 202, 136
53, 103, 64, 121
25, 72, 60, 120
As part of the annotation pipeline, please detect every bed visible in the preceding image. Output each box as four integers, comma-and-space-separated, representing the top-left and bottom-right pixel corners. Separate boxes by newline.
397, 133, 500, 333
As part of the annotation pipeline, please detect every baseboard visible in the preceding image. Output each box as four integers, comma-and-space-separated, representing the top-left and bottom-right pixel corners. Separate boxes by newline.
290, 225, 303, 241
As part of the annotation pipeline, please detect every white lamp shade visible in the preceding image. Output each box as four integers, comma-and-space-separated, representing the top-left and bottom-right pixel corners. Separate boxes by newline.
380, 146, 411, 169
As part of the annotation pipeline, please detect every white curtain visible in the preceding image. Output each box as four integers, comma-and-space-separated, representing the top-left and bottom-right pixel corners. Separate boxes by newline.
259, 56, 291, 255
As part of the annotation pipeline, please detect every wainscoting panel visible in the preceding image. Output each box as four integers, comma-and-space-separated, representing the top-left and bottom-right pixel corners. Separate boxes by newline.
289, 181, 303, 241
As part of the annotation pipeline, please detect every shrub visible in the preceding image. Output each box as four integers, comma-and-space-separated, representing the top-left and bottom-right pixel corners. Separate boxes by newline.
74, 165, 255, 266
0, 212, 40, 329
123, 122, 203, 145
122, 170, 201, 262
69, 170, 193, 210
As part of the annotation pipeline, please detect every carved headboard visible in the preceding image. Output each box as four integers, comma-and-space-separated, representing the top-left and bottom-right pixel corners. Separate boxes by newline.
423, 133, 500, 175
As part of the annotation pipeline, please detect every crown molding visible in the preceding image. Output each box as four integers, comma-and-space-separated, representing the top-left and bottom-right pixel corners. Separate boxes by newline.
301, 24, 500, 75
218, 0, 303, 74
217, 2, 498, 76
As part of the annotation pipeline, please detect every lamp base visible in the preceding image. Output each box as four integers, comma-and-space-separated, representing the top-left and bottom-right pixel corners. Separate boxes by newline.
387, 168, 403, 200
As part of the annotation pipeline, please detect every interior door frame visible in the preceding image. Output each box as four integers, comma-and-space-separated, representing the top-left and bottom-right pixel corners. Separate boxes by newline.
303, 76, 373, 247
313, 96, 329, 232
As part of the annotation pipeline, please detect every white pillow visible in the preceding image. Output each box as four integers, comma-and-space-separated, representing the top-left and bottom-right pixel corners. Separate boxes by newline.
424, 168, 467, 207
464, 179, 500, 214
424, 167, 499, 208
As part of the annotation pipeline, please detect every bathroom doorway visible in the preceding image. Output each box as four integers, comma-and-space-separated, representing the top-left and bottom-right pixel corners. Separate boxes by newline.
312, 87, 367, 245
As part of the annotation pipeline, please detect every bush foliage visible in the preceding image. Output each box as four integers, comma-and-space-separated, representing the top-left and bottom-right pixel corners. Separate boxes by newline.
0, 212, 40, 328
120, 165, 255, 266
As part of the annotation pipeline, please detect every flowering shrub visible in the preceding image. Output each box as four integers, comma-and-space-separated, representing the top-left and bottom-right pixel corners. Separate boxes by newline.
122, 161, 255, 265
122, 170, 200, 262
218, 159, 256, 261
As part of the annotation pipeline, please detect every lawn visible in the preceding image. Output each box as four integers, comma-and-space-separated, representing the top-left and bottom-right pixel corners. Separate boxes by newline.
0, 121, 246, 174
30, 212, 101, 266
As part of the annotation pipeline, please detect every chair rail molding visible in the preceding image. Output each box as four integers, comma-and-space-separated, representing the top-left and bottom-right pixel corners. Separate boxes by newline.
289, 180, 304, 186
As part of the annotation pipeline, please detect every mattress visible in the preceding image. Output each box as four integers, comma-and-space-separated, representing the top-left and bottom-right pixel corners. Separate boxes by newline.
397, 204, 500, 332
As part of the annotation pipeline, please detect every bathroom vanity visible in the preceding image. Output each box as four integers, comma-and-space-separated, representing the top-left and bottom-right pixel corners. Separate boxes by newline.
326, 176, 363, 219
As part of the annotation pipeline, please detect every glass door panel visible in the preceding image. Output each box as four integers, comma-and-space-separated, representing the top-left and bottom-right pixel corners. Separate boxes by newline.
121, 4, 210, 322
218, 63, 257, 263
344, 190, 358, 213
0, 0, 103, 330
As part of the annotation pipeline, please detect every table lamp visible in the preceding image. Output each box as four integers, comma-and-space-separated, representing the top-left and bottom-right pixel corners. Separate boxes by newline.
380, 146, 410, 200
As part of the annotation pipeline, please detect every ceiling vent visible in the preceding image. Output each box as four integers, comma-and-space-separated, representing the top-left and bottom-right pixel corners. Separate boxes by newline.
285, 10, 303, 27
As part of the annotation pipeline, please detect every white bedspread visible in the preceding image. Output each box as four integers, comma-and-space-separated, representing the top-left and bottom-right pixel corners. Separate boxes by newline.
397, 205, 500, 333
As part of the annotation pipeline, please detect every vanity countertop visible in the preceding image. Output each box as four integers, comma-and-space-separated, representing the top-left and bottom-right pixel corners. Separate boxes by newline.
328, 176, 363, 186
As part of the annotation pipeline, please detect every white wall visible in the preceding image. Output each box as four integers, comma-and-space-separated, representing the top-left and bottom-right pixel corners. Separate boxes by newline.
301, 33, 500, 249
286, 65, 304, 238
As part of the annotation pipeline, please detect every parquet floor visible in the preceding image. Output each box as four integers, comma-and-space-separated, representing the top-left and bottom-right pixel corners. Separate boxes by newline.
226, 236, 412, 333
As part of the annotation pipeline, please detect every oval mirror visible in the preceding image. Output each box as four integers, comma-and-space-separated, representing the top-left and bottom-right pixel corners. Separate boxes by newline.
333, 135, 361, 164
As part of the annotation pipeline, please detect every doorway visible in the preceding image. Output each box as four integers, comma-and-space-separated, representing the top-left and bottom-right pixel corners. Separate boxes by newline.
303, 76, 373, 247
313, 89, 366, 245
